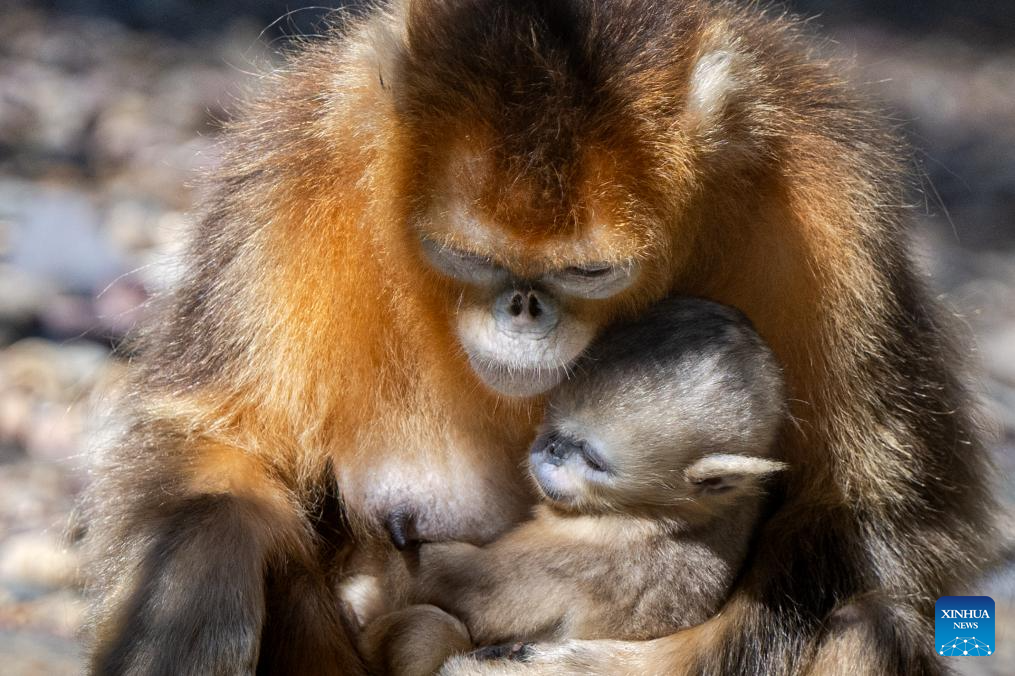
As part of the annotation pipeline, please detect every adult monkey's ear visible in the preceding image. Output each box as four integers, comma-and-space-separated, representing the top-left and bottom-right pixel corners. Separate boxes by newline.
683, 25, 770, 162
684, 454, 787, 494
686, 46, 743, 125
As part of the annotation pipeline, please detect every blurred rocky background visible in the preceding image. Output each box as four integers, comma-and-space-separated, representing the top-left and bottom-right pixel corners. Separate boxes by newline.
0, 0, 1012, 673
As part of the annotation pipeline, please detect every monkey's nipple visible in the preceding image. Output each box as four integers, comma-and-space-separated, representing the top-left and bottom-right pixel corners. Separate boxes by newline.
385, 508, 422, 551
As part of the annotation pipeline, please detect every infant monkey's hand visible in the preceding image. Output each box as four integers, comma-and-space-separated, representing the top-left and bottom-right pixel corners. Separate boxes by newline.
338, 574, 389, 630
470, 641, 533, 661
338, 564, 476, 676
360, 605, 472, 676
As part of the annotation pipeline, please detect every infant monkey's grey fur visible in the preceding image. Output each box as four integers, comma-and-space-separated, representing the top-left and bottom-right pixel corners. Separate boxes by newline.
346, 297, 787, 674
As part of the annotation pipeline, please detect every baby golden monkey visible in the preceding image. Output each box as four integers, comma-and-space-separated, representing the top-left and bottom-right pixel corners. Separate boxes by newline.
349, 298, 787, 674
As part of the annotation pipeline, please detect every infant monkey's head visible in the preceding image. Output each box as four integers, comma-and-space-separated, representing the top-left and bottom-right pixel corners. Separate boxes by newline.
530, 297, 787, 517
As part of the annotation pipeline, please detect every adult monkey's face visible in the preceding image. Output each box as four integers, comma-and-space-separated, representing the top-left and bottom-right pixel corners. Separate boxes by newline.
409, 134, 673, 398
421, 230, 636, 397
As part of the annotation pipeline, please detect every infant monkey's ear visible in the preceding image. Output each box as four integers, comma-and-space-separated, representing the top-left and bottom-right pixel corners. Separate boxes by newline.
684, 454, 787, 494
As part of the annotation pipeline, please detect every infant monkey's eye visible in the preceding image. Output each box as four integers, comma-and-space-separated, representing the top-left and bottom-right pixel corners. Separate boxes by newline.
579, 442, 609, 473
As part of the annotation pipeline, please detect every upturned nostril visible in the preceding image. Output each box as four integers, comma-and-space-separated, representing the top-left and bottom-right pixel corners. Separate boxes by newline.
527, 293, 542, 318
508, 292, 525, 317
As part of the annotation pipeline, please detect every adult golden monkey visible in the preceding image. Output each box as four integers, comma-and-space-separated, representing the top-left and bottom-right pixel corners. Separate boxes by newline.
83, 1, 993, 674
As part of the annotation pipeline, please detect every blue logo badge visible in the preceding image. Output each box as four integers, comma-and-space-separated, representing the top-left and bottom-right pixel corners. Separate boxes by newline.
936, 596, 994, 657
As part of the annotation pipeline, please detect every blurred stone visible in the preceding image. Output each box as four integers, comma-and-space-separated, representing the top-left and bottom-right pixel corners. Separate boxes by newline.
0, 532, 78, 591
982, 326, 1015, 387
0, 631, 81, 676
36, 294, 97, 342
0, 266, 53, 345
11, 589, 86, 640
1, 339, 108, 400
93, 277, 148, 340
0, 339, 111, 460
2, 183, 122, 293
0, 391, 32, 459
0, 462, 81, 596
0, 59, 104, 160
103, 199, 163, 255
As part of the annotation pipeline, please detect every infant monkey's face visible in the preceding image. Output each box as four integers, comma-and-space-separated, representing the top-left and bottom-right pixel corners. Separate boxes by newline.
529, 430, 613, 504
528, 297, 788, 516
528, 422, 785, 516
528, 403, 718, 514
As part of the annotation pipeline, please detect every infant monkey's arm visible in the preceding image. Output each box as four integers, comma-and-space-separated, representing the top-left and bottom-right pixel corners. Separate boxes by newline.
351, 535, 576, 675
353, 519, 627, 673
358, 604, 472, 676
415, 530, 592, 644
